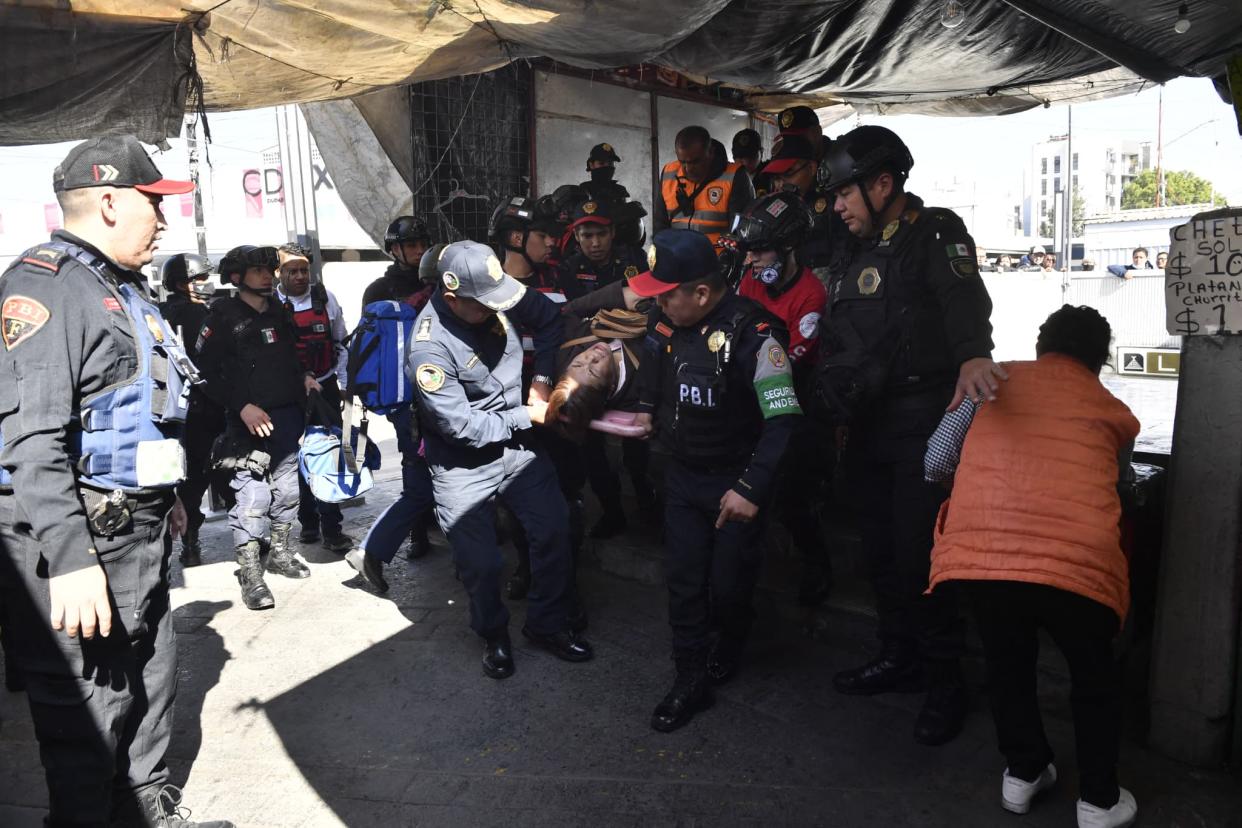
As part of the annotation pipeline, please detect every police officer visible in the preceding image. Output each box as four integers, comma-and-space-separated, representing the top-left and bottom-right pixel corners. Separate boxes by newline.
630, 230, 802, 732
196, 245, 321, 611
363, 215, 435, 309
731, 128, 764, 178
760, 133, 848, 287
360, 216, 437, 558
0, 135, 232, 827
579, 143, 647, 248
555, 198, 649, 301
733, 191, 835, 606
409, 241, 591, 679
159, 253, 225, 568
654, 126, 755, 248
818, 126, 1004, 746
274, 243, 355, 552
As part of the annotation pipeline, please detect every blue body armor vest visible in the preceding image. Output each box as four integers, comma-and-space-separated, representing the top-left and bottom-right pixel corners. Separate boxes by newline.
0, 241, 198, 492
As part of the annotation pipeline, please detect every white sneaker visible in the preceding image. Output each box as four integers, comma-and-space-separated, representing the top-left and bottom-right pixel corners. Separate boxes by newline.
1077, 787, 1137, 828
1001, 764, 1057, 814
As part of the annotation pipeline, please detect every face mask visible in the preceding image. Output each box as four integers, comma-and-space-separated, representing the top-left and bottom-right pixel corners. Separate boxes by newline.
188, 280, 216, 301
590, 166, 615, 183
755, 264, 781, 285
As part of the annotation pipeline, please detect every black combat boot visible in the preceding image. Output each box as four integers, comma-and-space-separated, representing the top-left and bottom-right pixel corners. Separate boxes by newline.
406, 524, 432, 560
345, 548, 388, 593
112, 783, 235, 827
266, 522, 311, 579
832, 641, 925, 696
913, 660, 968, 746
178, 528, 203, 568
234, 541, 274, 611
651, 654, 714, 733
706, 634, 744, 685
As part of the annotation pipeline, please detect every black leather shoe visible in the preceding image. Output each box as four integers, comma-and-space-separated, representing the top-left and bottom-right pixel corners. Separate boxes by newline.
521, 626, 594, 662
707, 636, 743, 685
833, 649, 924, 696
405, 528, 431, 560
588, 510, 628, 539
345, 549, 389, 593
651, 670, 714, 733
483, 633, 515, 680
506, 568, 530, 600
914, 683, 968, 746
322, 530, 354, 554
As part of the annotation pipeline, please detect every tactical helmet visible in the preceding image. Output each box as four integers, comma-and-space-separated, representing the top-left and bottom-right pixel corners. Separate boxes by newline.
218, 245, 278, 286
530, 194, 567, 235
160, 253, 213, 291
822, 125, 914, 192
489, 196, 536, 242
418, 243, 449, 286
384, 216, 432, 255
733, 191, 813, 256
550, 184, 588, 223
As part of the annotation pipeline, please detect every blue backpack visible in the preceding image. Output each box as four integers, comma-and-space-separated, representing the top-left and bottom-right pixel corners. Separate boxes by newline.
346, 300, 423, 415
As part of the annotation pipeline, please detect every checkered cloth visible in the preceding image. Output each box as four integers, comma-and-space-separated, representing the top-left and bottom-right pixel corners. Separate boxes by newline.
923, 398, 978, 483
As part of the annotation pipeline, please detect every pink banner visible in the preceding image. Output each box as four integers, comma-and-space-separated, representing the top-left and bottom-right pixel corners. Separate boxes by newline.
44, 204, 61, 233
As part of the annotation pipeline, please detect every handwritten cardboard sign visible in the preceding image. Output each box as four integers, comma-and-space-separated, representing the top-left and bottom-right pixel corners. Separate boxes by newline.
1165, 209, 1242, 336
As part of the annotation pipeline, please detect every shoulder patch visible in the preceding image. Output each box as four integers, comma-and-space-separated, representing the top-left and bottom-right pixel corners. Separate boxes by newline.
17, 247, 68, 273
415, 363, 446, 392
2, 295, 51, 349
767, 343, 788, 369
950, 258, 979, 279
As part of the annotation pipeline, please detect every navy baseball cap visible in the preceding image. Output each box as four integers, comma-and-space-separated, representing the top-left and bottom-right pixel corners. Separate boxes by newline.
53, 135, 193, 195
628, 230, 719, 297
777, 106, 820, 135
437, 240, 525, 311
760, 135, 817, 176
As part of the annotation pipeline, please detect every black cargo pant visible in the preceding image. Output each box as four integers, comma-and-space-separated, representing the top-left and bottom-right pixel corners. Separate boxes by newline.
845, 388, 965, 665
297, 377, 345, 536
663, 458, 768, 660
177, 398, 225, 535
0, 493, 177, 826
967, 580, 1122, 809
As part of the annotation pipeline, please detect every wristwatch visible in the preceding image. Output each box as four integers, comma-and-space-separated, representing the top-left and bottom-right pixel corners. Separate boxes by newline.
532, 374, 552, 386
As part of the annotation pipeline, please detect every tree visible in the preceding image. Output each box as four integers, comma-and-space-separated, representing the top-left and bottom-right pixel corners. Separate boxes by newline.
1121, 168, 1228, 209
1038, 192, 1085, 237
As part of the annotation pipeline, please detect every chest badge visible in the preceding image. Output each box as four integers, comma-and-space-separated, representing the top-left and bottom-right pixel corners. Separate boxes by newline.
858, 267, 882, 296
261, 327, 278, 344
707, 186, 724, 206
707, 330, 726, 353
882, 221, 900, 241
143, 313, 166, 343
624, 265, 638, 280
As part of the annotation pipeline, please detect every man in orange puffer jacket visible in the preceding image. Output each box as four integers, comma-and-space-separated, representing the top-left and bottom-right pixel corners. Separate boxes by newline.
925, 305, 1140, 828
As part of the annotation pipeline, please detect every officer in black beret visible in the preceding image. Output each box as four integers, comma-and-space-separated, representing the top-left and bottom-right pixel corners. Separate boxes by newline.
0, 135, 232, 826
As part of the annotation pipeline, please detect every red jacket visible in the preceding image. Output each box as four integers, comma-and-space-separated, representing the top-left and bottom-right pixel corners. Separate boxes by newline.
738, 266, 826, 363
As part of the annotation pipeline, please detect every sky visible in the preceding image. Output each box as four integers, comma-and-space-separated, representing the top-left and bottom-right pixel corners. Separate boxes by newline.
856, 76, 1241, 207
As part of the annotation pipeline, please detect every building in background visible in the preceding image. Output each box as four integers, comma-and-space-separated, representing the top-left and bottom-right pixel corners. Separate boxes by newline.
1082, 202, 1212, 267
1022, 133, 1154, 241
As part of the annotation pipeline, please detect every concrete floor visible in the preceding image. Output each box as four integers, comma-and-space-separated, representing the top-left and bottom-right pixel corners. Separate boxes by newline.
1, 465, 1239, 827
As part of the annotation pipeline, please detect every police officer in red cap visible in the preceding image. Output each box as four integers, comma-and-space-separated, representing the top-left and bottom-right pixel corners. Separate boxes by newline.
631, 230, 802, 732
760, 133, 849, 286
0, 134, 232, 826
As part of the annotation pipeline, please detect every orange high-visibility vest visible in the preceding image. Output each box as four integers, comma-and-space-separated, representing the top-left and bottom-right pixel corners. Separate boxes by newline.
660, 160, 741, 246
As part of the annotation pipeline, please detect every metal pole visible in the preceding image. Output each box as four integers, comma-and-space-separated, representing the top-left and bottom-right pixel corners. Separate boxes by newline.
1157, 87, 1165, 207
185, 116, 208, 257
1065, 106, 1074, 270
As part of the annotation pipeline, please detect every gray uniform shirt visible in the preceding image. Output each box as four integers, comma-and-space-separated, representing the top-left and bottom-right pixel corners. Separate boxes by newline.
0, 231, 149, 576
409, 291, 531, 469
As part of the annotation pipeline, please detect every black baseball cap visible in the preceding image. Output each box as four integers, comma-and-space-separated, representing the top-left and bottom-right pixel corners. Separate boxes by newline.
776, 106, 820, 135
53, 135, 193, 195
732, 128, 762, 159
628, 230, 719, 297
569, 198, 612, 229
588, 143, 621, 164
760, 135, 817, 176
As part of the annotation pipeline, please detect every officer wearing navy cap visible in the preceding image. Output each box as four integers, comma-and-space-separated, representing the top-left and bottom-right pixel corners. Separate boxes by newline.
408, 241, 592, 679
731, 128, 763, 177
631, 230, 802, 732
0, 135, 232, 826
580, 142, 647, 248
